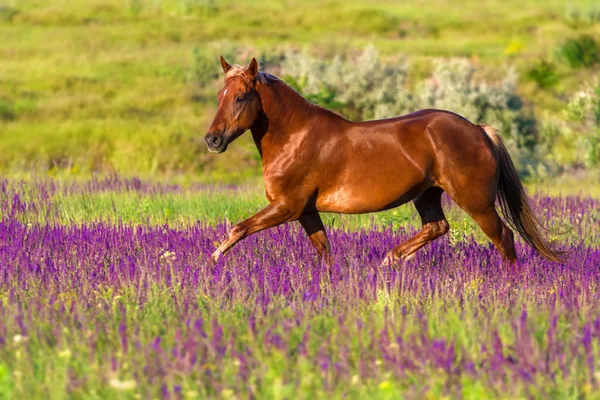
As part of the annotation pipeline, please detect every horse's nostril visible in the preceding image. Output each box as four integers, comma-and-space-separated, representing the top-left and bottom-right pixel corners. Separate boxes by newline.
205, 134, 223, 148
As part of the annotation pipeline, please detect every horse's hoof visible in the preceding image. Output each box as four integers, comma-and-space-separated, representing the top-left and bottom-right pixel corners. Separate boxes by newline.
380, 252, 414, 268
380, 253, 401, 268
211, 249, 222, 263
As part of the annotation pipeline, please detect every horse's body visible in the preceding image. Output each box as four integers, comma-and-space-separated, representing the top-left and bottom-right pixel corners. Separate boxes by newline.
205, 57, 562, 264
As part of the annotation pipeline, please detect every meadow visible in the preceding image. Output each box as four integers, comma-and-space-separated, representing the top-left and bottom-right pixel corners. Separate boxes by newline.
1, 0, 599, 180
2, 1, 600, 398
0, 176, 599, 398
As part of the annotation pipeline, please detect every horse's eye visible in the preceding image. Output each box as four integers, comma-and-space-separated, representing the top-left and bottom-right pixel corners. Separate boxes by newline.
235, 96, 244, 103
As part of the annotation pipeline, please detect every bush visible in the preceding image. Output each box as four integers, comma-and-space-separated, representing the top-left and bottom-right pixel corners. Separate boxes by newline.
0, 5, 19, 21
281, 48, 540, 176
565, 6, 600, 28
417, 60, 538, 153
526, 60, 559, 89
566, 80, 600, 167
128, 0, 143, 16
281, 46, 412, 121
0, 98, 15, 121
183, 0, 218, 16
557, 35, 600, 69
188, 44, 237, 89
188, 48, 220, 87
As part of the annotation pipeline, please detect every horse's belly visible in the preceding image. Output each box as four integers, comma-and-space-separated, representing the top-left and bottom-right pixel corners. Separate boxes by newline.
316, 172, 427, 214
313, 125, 434, 214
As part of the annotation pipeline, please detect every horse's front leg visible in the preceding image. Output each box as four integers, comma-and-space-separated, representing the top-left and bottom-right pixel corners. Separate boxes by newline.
298, 213, 333, 265
212, 202, 295, 262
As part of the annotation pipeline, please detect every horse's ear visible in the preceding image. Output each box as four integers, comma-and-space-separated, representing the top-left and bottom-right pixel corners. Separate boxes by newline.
245, 58, 259, 79
220, 56, 232, 74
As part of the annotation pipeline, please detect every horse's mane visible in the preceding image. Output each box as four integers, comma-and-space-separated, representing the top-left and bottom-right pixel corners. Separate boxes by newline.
225, 65, 279, 85
225, 64, 346, 120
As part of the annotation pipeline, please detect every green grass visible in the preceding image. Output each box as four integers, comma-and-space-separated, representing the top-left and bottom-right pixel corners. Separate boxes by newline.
0, 0, 599, 181
4, 177, 596, 247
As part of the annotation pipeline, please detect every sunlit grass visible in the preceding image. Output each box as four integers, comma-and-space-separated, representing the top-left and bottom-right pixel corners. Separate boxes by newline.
0, 0, 599, 180
3, 176, 597, 247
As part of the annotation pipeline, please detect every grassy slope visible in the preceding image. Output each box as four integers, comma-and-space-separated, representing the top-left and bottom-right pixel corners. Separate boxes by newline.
0, 0, 599, 181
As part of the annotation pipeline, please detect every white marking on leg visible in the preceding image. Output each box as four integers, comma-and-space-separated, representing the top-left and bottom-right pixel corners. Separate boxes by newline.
212, 248, 223, 263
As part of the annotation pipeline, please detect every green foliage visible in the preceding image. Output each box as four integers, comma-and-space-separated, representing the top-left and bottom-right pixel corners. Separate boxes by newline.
0, 4, 18, 21
349, 8, 404, 35
0, 98, 15, 121
189, 48, 220, 87
128, 0, 144, 16
419, 60, 538, 153
557, 35, 600, 69
566, 80, 600, 167
282, 46, 411, 121
183, 0, 218, 15
565, 6, 600, 28
189, 44, 238, 89
526, 59, 559, 90
0, 363, 14, 399
282, 48, 539, 176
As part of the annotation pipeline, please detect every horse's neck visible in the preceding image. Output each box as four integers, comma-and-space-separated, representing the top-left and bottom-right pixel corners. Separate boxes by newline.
251, 81, 317, 156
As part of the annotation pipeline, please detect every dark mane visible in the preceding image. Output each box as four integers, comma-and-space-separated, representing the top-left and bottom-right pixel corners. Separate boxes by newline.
225, 65, 279, 86
256, 71, 279, 85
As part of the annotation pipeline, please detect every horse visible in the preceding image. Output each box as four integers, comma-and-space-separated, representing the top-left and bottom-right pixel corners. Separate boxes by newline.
204, 56, 563, 265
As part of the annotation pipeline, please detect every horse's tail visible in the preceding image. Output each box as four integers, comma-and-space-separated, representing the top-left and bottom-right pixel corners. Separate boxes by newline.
479, 124, 564, 262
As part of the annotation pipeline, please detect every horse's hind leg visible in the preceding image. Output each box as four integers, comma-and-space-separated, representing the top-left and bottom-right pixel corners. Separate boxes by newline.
451, 197, 517, 262
383, 187, 449, 265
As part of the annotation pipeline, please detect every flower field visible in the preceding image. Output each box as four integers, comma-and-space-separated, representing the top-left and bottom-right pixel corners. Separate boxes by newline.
0, 177, 599, 399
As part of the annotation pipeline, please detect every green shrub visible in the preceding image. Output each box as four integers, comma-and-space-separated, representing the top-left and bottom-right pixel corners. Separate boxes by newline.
565, 6, 600, 28
128, 0, 143, 16
418, 60, 538, 151
557, 35, 600, 68
0, 4, 19, 21
281, 48, 540, 176
526, 60, 559, 89
350, 9, 402, 35
188, 48, 220, 87
183, 0, 218, 16
188, 44, 238, 89
0, 98, 15, 121
566, 80, 600, 167
281, 46, 411, 121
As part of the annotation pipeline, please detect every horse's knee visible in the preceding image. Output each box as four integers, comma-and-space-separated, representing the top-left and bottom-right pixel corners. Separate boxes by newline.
424, 220, 449, 238
229, 224, 248, 240
317, 240, 331, 255
437, 220, 450, 236
309, 233, 330, 253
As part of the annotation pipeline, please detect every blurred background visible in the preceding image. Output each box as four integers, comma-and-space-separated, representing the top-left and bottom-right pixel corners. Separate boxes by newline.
0, 0, 599, 185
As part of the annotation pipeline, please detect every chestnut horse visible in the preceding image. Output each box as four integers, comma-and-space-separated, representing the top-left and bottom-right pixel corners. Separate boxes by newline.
205, 57, 562, 265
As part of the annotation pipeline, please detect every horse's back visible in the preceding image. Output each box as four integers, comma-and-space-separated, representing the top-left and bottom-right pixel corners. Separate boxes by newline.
314, 109, 495, 214
314, 110, 442, 213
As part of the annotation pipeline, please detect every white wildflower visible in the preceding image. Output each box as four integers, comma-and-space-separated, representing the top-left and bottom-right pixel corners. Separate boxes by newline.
109, 378, 137, 391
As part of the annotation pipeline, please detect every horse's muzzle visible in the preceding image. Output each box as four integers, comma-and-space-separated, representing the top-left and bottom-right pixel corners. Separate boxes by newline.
204, 133, 227, 154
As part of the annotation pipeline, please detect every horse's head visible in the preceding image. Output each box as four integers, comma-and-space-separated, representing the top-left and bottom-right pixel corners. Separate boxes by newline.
204, 56, 262, 154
